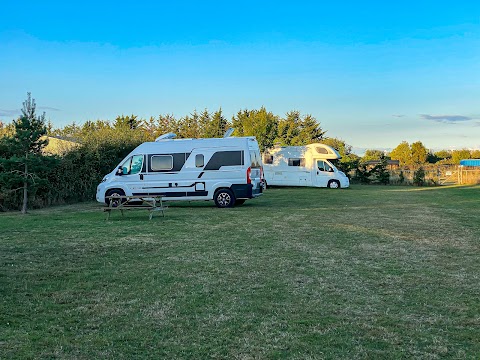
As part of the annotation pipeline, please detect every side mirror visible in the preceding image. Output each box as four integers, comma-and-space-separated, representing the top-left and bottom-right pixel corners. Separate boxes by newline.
116, 166, 123, 176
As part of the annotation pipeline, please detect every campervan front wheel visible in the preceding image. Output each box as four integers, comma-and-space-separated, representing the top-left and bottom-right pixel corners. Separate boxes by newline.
327, 180, 340, 189
105, 189, 125, 207
214, 189, 236, 208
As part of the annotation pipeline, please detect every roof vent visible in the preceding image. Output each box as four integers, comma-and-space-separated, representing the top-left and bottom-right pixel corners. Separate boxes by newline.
223, 128, 235, 138
155, 133, 177, 141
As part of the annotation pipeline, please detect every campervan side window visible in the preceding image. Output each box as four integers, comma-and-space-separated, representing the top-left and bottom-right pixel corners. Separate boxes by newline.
195, 154, 204, 168
151, 155, 173, 171
317, 160, 333, 172
288, 158, 305, 167
120, 155, 143, 175
263, 153, 273, 164
130, 155, 143, 174
204, 151, 243, 170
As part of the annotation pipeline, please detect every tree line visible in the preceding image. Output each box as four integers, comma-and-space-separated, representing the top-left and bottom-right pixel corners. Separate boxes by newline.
0, 95, 327, 211
1, 94, 478, 211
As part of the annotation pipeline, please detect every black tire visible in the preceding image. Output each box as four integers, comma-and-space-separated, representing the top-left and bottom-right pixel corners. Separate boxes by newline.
235, 199, 246, 206
327, 180, 340, 189
105, 189, 125, 207
214, 189, 236, 208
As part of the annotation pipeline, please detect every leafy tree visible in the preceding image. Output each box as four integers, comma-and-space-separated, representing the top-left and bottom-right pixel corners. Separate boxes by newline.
232, 107, 279, 152
451, 149, 472, 164
390, 141, 412, 166
471, 150, 480, 159
0, 121, 15, 138
434, 150, 452, 161
321, 137, 359, 175
410, 141, 428, 165
0, 93, 54, 213
362, 149, 385, 162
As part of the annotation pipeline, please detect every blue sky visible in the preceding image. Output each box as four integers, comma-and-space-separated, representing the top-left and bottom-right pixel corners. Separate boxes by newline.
1, 1, 479, 152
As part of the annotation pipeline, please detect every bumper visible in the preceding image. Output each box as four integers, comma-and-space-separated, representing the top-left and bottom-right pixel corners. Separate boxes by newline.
231, 183, 263, 199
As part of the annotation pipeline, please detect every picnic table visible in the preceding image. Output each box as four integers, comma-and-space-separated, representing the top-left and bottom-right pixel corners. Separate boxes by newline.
103, 195, 167, 220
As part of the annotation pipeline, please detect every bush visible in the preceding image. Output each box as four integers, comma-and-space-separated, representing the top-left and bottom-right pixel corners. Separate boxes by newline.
413, 167, 426, 186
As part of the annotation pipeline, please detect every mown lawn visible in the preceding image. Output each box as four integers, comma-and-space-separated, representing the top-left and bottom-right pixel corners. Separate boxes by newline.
1, 185, 479, 359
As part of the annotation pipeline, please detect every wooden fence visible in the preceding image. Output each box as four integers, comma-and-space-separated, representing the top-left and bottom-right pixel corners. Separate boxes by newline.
387, 166, 480, 185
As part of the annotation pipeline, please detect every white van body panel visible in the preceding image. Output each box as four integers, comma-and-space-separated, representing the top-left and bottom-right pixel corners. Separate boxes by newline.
96, 136, 263, 205
263, 143, 350, 188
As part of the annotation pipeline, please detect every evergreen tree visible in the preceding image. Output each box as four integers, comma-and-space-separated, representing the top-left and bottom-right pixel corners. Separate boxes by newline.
198, 109, 212, 137
373, 154, 390, 185
0, 93, 53, 213
114, 114, 141, 130
205, 108, 229, 138
413, 167, 426, 186
178, 111, 201, 138
276, 111, 324, 146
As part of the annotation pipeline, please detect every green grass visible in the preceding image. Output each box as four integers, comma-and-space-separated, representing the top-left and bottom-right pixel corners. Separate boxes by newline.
1, 185, 479, 359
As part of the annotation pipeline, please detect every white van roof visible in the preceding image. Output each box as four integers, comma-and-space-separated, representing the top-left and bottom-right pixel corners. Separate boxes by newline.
132, 136, 259, 154
267, 143, 341, 160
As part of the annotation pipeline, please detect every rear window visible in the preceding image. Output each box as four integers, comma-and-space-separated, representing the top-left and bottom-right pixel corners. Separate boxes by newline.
263, 153, 273, 164
250, 150, 261, 168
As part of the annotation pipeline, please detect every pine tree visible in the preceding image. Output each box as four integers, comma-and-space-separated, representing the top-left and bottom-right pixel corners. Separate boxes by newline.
373, 154, 390, 185
205, 108, 229, 138
0, 93, 52, 213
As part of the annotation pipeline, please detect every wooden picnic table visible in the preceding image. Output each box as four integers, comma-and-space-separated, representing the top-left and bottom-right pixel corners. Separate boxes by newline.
103, 195, 167, 220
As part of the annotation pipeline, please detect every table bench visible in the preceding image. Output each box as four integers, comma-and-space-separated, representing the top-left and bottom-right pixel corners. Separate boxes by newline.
103, 195, 167, 220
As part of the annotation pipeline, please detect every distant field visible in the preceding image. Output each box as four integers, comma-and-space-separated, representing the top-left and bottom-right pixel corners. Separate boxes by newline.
1, 185, 479, 359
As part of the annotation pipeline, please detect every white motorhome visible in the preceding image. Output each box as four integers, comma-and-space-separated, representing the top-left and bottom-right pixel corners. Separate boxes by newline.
96, 134, 263, 208
263, 143, 349, 189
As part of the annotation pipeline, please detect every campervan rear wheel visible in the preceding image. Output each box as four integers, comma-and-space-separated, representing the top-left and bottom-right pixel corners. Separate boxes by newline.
327, 180, 340, 189
105, 189, 125, 207
214, 189, 236, 208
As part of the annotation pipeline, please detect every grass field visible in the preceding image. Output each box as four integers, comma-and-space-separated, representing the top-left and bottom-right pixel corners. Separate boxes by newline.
1, 185, 479, 359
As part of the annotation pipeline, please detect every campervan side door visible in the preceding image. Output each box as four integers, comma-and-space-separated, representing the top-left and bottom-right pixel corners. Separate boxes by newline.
312, 159, 336, 187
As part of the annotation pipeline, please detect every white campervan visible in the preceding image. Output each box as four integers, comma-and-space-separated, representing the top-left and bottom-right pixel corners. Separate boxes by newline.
96, 134, 263, 208
263, 143, 349, 189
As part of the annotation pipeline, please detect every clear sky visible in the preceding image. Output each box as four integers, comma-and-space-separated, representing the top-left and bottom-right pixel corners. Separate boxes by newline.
1, 1, 479, 152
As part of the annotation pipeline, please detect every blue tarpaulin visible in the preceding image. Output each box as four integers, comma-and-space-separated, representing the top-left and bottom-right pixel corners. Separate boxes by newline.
460, 159, 480, 167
